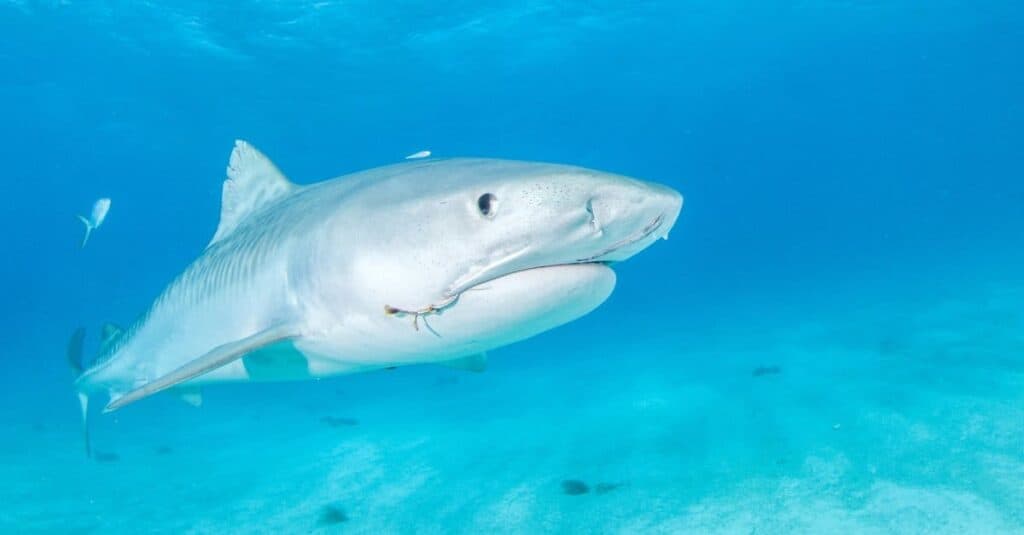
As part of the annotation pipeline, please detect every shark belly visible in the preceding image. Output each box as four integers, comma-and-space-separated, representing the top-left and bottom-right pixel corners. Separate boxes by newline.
293, 263, 616, 368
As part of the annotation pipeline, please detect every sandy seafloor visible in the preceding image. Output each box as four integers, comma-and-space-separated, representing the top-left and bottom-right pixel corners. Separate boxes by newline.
3, 262, 1022, 534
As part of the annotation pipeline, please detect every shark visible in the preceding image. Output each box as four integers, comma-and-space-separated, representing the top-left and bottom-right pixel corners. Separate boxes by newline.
70, 141, 683, 451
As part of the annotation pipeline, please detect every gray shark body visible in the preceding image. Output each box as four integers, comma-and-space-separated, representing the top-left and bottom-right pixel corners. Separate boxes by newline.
73, 141, 683, 418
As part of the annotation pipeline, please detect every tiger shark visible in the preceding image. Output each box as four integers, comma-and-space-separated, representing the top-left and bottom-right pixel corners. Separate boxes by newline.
70, 141, 682, 445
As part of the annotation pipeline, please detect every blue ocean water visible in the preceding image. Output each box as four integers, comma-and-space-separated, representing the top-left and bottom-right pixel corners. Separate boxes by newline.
2, 1, 1023, 532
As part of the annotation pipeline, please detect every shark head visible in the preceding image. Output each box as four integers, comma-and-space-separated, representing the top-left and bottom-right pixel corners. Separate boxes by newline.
299, 158, 683, 366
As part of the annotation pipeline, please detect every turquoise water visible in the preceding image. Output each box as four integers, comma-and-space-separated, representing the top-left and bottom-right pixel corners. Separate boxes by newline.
3, 2, 1023, 533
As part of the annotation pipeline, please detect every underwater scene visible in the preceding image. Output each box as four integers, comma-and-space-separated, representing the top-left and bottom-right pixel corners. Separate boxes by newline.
2, 1, 1023, 533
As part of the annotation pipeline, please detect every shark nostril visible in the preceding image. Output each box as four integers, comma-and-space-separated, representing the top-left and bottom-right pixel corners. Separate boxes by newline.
585, 198, 599, 229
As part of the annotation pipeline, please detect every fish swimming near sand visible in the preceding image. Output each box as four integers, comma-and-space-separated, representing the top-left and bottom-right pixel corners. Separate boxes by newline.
77, 197, 111, 248
68, 140, 683, 453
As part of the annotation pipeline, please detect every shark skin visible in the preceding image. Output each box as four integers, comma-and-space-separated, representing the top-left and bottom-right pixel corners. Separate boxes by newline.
74, 141, 684, 413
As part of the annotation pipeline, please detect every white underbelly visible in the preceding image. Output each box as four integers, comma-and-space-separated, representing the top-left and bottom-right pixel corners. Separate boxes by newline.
295, 263, 616, 366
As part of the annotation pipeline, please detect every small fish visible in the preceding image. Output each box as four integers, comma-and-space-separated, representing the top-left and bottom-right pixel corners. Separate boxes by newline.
77, 198, 111, 248
561, 479, 589, 495
405, 150, 431, 160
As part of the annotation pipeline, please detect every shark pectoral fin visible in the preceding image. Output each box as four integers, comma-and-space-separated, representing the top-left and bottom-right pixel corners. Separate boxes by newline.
438, 352, 488, 373
103, 324, 297, 412
174, 385, 203, 407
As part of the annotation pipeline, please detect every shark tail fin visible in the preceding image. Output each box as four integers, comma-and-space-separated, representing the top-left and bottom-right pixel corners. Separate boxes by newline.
77, 215, 93, 248
67, 327, 92, 458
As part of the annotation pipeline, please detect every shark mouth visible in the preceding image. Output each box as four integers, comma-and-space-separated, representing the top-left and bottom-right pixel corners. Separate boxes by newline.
449, 213, 665, 296
383, 214, 667, 334
574, 214, 665, 264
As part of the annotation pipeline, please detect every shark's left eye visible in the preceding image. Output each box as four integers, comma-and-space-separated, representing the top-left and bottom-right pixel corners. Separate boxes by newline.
477, 193, 498, 218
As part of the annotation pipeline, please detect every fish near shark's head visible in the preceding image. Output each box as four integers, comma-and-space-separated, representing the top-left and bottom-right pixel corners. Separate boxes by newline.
309, 158, 682, 362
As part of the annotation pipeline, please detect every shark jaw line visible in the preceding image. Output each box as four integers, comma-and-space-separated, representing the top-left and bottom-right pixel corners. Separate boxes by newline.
445, 213, 665, 297
576, 214, 665, 263
382, 214, 664, 334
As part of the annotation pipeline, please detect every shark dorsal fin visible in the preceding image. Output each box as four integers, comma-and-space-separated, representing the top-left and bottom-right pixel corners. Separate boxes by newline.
208, 140, 296, 248
99, 323, 124, 353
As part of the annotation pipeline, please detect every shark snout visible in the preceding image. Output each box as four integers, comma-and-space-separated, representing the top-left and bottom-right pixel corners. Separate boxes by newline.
581, 179, 683, 262
589, 179, 684, 235
650, 182, 684, 238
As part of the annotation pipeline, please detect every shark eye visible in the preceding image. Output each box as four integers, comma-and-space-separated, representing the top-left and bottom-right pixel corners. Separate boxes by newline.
477, 193, 498, 218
